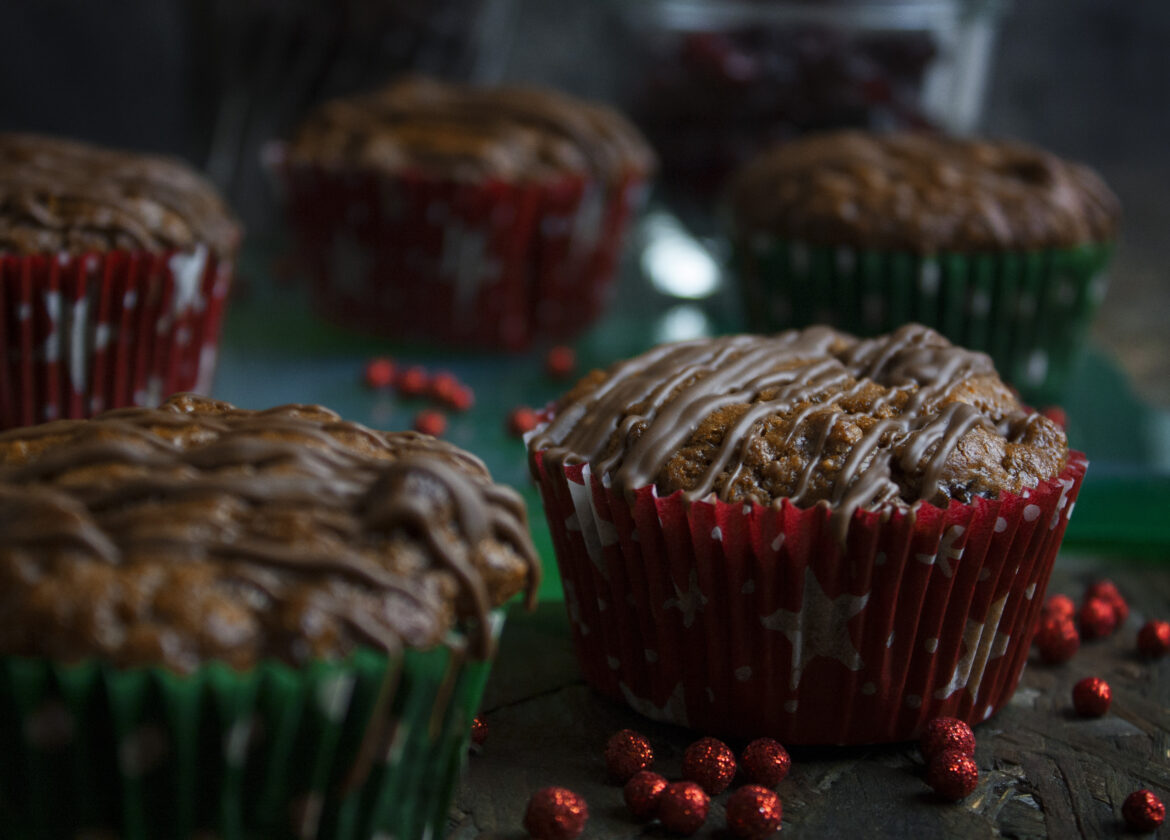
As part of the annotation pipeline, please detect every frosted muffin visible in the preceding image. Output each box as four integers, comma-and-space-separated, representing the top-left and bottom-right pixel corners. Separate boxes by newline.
0, 394, 538, 839
0, 134, 241, 428
275, 76, 654, 349
727, 131, 1120, 401
529, 324, 1085, 744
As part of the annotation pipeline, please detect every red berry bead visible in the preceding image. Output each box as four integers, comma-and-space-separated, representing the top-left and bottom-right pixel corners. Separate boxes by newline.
682, 736, 737, 795
363, 357, 395, 389
470, 716, 488, 746
1123, 789, 1166, 832
1034, 616, 1080, 664
413, 409, 447, 437
657, 781, 709, 836
623, 770, 668, 820
508, 406, 540, 438
545, 345, 576, 379
920, 717, 976, 760
1080, 597, 1119, 639
604, 729, 654, 782
925, 750, 979, 801
725, 785, 783, 839
1072, 677, 1112, 717
1138, 620, 1170, 658
741, 737, 791, 788
1086, 579, 1129, 626
446, 384, 475, 412
523, 787, 588, 840
397, 365, 430, 397
1042, 593, 1076, 622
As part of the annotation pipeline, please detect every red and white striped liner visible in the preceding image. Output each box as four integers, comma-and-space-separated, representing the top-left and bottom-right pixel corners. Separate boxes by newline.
271, 145, 648, 351
530, 445, 1087, 745
0, 248, 233, 430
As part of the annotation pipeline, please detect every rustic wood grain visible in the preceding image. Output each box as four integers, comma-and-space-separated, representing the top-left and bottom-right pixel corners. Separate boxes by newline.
450, 556, 1170, 838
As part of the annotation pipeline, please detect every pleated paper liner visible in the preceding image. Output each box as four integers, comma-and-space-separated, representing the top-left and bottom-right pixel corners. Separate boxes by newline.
531, 448, 1087, 745
270, 144, 648, 350
0, 613, 502, 840
731, 237, 1113, 404
0, 248, 233, 430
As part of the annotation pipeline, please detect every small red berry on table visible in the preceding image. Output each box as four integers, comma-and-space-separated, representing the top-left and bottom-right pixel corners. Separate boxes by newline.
920, 717, 976, 760
1042, 593, 1076, 622
413, 409, 447, 437
523, 787, 588, 840
1072, 677, 1112, 717
925, 750, 979, 801
363, 357, 395, 389
396, 365, 430, 397
470, 716, 488, 746
1034, 616, 1080, 664
740, 737, 791, 787
1122, 789, 1165, 832
623, 770, 668, 820
725, 785, 783, 839
1137, 620, 1170, 658
545, 345, 577, 379
682, 736, 737, 795
1080, 597, 1119, 639
1085, 579, 1129, 625
604, 729, 654, 782
508, 406, 540, 438
657, 781, 709, 835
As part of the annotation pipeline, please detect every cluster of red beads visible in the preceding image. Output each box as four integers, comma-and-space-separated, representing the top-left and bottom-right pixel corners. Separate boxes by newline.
362, 357, 477, 436
523, 787, 589, 840
919, 717, 980, 802
1033, 580, 1134, 664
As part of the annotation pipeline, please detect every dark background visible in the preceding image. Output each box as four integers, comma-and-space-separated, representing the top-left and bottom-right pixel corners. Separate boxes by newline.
1, 0, 1166, 404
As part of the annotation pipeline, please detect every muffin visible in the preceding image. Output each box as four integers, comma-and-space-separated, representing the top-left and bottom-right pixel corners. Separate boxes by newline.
273, 76, 655, 350
727, 131, 1120, 402
528, 324, 1086, 744
0, 394, 539, 839
0, 133, 242, 429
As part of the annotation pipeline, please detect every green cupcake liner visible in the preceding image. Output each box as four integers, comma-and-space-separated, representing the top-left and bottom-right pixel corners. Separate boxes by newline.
0, 613, 502, 840
733, 236, 1114, 403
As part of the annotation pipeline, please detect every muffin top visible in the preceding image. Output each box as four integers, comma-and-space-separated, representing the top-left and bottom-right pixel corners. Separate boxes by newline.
727, 131, 1119, 252
286, 76, 655, 184
0, 394, 539, 673
0, 133, 240, 257
530, 324, 1068, 532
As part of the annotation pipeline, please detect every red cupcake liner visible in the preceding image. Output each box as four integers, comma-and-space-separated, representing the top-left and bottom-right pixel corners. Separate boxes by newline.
271, 146, 648, 350
530, 446, 1087, 745
0, 248, 233, 430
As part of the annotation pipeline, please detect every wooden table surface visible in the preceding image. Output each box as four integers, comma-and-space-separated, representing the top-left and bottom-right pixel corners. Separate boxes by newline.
449, 554, 1169, 839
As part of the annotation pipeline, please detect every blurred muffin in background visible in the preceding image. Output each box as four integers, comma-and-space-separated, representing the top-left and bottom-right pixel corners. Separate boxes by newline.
727, 130, 1120, 402
273, 76, 655, 350
0, 133, 241, 430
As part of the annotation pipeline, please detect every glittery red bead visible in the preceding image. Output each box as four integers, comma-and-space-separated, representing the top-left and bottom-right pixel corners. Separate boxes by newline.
431, 373, 473, 411
1041, 593, 1076, 622
740, 738, 791, 788
1123, 789, 1166, 832
623, 770, 668, 820
1086, 579, 1129, 626
604, 729, 655, 782
657, 781, 709, 836
363, 357, 395, 389
397, 365, 430, 397
1034, 616, 1080, 664
523, 787, 589, 840
1072, 676, 1112, 717
925, 750, 979, 802
682, 736, 737, 795
1079, 597, 1119, 639
725, 785, 783, 839
470, 716, 488, 746
1138, 620, 1170, 658
413, 409, 447, 437
545, 345, 577, 379
920, 717, 976, 761
507, 406, 540, 438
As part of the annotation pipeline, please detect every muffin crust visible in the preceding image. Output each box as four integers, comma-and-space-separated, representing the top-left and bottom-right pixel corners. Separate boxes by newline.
0, 395, 538, 672
728, 131, 1119, 252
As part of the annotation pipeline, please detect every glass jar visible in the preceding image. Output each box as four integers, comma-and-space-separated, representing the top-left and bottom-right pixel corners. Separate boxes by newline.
609, 0, 1005, 226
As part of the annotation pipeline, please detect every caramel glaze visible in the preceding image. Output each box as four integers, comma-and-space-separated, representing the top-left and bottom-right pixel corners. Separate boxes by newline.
728, 131, 1119, 253
0, 133, 241, 257
0, 395, 539, 672
530, 325, 1068, 540
286, 76, 656, 184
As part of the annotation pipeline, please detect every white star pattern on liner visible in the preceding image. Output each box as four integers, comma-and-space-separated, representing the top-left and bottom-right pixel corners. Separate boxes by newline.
760, 566, 870, 690
168, 245, 208, 314
438, 219, 500, 319
916, 525, 966, 578
565, 465, 615, 578
619, 681, 688, 727
934, 594, 1011, 701
1051, 478, 1075, 529
664, 567, 709, 629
